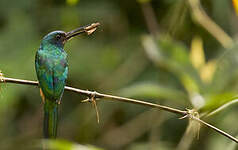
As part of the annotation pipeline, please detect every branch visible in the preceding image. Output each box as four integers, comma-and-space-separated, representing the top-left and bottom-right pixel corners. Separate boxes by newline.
139, 1, 160, 37
1, 77, 186, 115
188, 0, 233, 48
1, 76, 238, 143
203, 99, 238, 118
193, 117, 238, 143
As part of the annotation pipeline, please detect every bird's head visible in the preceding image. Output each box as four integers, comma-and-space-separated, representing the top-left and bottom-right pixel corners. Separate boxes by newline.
42, 31, 67, 48
41, 22, 100, 48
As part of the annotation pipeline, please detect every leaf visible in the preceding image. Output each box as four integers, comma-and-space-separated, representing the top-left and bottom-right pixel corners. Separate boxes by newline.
200, 92, 237, 113
41, 139, 103, 150
205, 98, 238, 117
128, 142, 171, 150
142, 35, 202, 94
180, 74, 199, 94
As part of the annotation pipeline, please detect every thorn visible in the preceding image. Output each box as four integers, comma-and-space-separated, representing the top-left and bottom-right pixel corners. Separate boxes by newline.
92, 98, 100, 124
82, 91, 100, 123
90, 91, 100, 124
81, 98, 90, 103
179, 114, 188, 120
80, 91, 100, 123
179, 108, 190, 119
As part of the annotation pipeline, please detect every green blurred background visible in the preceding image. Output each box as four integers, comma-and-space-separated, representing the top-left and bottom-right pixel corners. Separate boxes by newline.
0, 0, 238, 149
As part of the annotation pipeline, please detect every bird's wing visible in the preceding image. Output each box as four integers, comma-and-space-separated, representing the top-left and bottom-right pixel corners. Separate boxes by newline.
35, 50, 68, 101
35, 50, 54, 100
52, 56, 68, 101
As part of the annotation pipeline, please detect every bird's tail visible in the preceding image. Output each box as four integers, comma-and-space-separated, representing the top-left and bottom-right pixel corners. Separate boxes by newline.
43, 99, 58, 138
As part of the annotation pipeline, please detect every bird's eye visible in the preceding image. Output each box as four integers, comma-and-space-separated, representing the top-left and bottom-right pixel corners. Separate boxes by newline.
56, 35, 61, 40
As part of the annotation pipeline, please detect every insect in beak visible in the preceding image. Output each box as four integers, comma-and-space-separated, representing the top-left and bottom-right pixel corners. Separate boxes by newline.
65, 22, 100, 41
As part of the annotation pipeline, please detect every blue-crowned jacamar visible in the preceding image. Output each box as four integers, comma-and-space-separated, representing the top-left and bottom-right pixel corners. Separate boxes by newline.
35, 23, 99, 138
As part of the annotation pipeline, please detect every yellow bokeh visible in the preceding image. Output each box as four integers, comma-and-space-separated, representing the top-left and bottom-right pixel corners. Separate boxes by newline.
233, 0, 238, 15
190, 36, 216, 83
66, 0, 79, 6
190, 36, 205, 70
200, 60, 216, 84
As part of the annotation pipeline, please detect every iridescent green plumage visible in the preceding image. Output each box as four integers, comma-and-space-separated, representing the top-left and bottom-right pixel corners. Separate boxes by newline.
35, 23, 99, 139
35, 31, 68, 138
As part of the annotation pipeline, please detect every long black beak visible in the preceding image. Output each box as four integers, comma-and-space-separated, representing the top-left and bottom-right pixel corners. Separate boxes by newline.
66, 22, 100, 41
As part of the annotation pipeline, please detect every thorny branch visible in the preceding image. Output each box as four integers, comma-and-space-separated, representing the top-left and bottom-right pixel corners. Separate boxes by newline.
193, 117, 238, 143
2, 77, 186, 115
0, 75, 238, 144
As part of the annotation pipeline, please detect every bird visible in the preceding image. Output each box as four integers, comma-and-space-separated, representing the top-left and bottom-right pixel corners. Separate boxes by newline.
35, 23, 99, 138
